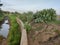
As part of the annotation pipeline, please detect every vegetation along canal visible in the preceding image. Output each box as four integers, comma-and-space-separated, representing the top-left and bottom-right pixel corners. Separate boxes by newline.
0, 16, 10, 44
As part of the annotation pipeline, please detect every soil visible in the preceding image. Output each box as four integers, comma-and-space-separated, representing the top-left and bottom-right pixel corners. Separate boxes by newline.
28, 22, 60, 45
0, 39, 7, 45
0, 36, 7, 45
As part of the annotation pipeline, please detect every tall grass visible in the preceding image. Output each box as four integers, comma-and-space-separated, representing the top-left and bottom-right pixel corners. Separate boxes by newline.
7, 15, 21, 45
54, 20, 60, 25
0, 10, 4, 21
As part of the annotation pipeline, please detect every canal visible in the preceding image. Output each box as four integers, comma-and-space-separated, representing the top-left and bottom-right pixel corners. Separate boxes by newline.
0, 16, 10, 44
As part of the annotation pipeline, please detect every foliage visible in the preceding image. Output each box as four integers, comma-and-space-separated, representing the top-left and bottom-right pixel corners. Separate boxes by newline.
27, 15, 33, 23
0, 10, 4, 21
33, 8, 56, 23
8, 15, 21, 45
24, 22, 31, 33
19, 11, 33, 32
19, 14, 27, 23
53, 20, 60, 25
0, 36, 3, 42
19, 11, 33, 23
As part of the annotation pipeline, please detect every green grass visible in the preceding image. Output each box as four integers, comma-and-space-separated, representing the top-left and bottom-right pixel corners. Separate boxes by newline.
7, 15, 21, 45
49, 20, 60, 25
0, 10, 4, 21
19, 15, 32, 33
19, 14, 27, 23
0, 36, 3, 42
0, 14, 4, 21
54, 20, 60, 25
0, 16, 4, 21
24, 22, 31, 33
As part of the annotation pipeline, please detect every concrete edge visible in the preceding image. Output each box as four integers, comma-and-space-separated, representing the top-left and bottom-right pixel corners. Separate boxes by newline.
16, 17, 28, 45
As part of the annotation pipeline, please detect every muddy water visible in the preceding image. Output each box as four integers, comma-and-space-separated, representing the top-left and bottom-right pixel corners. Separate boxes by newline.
0, 17, 10, 39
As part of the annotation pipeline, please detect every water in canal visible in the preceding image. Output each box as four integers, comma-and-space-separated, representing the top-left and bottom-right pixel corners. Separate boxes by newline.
0, 17, 10, 38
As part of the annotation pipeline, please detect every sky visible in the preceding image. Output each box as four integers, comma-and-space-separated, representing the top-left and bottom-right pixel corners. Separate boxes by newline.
0, 0, 60, 14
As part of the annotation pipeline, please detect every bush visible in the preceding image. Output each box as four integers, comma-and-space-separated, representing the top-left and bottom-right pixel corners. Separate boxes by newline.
26, 15, 33, 23
24, 22, 31, 33
19, 12, 33, 23
33, 8, 56, 23
19, 12, 33, 33
19, 14, 27, 23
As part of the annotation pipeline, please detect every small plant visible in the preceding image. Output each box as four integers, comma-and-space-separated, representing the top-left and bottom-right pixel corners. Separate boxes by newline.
24, 22, 31, 33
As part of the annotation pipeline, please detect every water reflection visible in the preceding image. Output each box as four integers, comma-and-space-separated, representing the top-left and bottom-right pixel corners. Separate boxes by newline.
0, 19, 10, 38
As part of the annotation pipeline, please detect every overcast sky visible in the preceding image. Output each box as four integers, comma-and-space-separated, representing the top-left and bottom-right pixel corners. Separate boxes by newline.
1, 0, 60, 14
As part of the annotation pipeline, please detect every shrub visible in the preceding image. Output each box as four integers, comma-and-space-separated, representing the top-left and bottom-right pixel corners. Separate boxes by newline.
19, 11, 33, 23
24, 22, 31, 33
33, 8, 56, 23
19, 14, 27, 23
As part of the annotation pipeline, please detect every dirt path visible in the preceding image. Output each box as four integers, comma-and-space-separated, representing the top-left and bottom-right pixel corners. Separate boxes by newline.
1, 39, 7, 45
0, 39, 7, 45
16, 17, 28, 45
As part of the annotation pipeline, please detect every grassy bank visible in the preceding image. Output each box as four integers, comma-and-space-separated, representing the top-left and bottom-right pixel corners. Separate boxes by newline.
0, 16, 4, 21
7, 15, 21, 45
0, 11, 4, 21
0, 14, 4, 21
